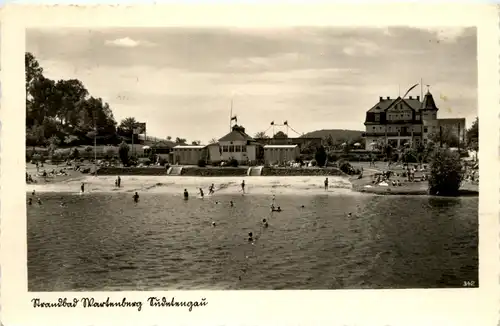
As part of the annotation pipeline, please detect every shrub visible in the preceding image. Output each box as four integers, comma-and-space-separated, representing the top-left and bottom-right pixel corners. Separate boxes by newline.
211, 160, 221, 167
314, 145, 327, 167
327, 153, 339, 162
339, 160, 353, 174
158, 157, 168, 166
310, 159, 317, 167
228, 158, 239, 167
428, 148, 464, 196
197, 159, 207, 167
118, 142, 130, 166
70, 148, 80, 159
31, 153, 42, 163
138, 157, 152, 166
128, 156, 138, 166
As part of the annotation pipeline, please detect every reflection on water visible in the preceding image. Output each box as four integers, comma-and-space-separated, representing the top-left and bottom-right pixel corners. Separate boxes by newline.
27, 192, 478, 291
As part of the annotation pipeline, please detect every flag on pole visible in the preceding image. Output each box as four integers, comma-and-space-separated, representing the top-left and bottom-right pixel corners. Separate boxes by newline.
283, 121, 288, 125
402, 83, 419, 99
270, 121, 274, 125
231, 115, 237, 121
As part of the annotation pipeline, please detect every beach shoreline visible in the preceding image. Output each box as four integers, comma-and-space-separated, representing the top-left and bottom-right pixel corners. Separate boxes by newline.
26, 175, 357, 196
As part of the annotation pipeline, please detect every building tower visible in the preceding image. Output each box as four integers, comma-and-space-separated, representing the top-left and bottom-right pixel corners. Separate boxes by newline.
420, 87, 439, 146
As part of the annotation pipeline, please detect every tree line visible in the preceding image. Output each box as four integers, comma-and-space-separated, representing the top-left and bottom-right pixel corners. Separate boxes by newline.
25, 52, 193, 151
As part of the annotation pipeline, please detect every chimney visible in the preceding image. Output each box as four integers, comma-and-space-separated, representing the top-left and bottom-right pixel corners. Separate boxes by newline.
386, 96, 390, 100
379, 96, 383, 101
409, 96, 413, 99
417, 95, 420, 101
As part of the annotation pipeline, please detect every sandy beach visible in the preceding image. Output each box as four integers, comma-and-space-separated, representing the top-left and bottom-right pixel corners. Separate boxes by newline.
27, 175, 356, 196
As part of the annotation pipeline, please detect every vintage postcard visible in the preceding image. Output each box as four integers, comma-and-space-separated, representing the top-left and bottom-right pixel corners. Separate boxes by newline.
1, 3, 499, 326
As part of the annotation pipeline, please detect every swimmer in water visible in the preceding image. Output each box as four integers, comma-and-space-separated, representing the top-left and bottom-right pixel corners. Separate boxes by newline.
117, 176, 121, 188
199, 188, 204, 199
183, 189, 189, 200
262, 218, 268, 228
37, 198, 42, 205
248, 232, 253, 242
212, 221, 216, 227
230, 201, 234, 207
301, 205, 305, 208
60, 201, 66, 207
209, 183, 215, 195
241, 180, 245, 194
28, 198, 32, 205
347, 212, 352, 217
80, 182, 85, 193
324, 177, 329, 191
133, 192, 139, 203
32, 190, 36, 196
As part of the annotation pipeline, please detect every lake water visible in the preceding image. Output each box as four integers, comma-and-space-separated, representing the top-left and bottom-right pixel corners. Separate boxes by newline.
27, 192, 478, 291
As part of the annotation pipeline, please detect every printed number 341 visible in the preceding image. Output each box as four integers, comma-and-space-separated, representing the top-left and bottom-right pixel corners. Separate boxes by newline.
463, 281, 475, 287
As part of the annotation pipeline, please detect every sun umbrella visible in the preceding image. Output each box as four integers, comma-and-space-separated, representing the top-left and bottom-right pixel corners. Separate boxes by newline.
354, 142, 361, 147
142, 146, 151, 149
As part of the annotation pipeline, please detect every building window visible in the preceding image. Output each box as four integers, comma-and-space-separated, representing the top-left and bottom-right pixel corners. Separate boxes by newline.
241, 145, 247, 152
424, 127, 428, 133
229, 145, 234, 152
374, 114, 380, 122
416, 115, 420, 120
222, 146, 229, 152
234, 145, 240, 152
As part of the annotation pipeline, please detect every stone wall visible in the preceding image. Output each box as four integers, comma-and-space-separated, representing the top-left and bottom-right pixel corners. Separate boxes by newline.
261, 167, 344, 176
180, 167, 248, 176
97, 167, 168, 176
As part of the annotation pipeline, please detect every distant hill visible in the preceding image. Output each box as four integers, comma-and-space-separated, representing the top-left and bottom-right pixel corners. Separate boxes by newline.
301, 129, 364, 142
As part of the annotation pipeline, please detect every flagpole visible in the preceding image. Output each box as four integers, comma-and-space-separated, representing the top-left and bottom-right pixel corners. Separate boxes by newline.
420, 78, 423, 99
230, 98, 233, 132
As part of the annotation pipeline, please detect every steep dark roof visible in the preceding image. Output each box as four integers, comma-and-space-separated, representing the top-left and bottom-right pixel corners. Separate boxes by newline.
218, 125, 255, 142
367, 96, 422, 113
421, 91, 439, 111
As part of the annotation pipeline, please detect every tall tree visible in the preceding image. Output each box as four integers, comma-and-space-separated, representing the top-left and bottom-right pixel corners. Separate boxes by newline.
254, 131, 269, 139
175, 137, 187, 145
118, 117, 138, 134
466, 117, 478, 151
208, 138, 218, 144
273, 131, 287, 139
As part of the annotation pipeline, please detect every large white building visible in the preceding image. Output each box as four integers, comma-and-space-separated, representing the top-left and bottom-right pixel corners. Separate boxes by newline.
207, 125, 263, 164
363, 89, 466, 150
263, 145, 300, 165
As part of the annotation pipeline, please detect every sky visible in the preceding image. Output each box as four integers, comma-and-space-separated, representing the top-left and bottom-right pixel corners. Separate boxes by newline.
26, 26, 477, 144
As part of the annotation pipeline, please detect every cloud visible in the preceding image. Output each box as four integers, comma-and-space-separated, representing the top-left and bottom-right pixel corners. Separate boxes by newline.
342, 40, 381, 56
105, 37, 154, 48
426, 27, 467, 43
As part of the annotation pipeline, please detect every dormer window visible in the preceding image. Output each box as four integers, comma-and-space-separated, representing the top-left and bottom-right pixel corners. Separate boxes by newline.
416, 115, 420, 120
374, 114, 380, 122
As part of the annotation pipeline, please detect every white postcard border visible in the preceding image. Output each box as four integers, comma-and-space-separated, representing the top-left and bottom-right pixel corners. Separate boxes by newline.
1, 3, 499, 326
